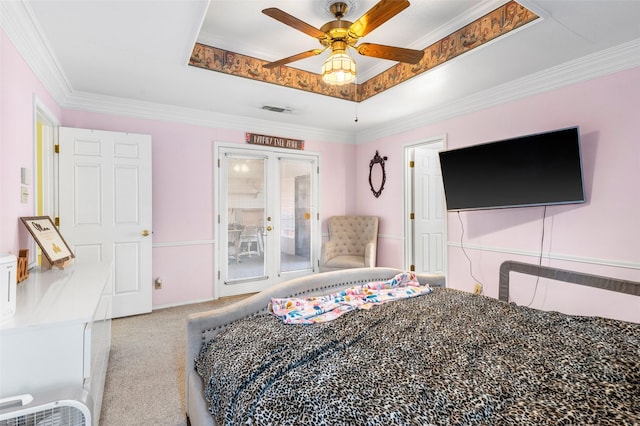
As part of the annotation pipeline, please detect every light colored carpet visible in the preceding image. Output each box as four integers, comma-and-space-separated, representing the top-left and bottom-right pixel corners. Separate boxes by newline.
99, 295, 249, 426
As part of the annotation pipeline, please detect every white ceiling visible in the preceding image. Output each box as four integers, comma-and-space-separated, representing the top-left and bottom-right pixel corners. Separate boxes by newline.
11, 0, 640, 142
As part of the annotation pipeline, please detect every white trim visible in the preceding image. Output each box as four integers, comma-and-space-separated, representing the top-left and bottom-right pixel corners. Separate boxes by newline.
181, 0, 211, 66
447, 241, 640, 271
32, 95, 60, 268
0, 0, 72, 103
3, 0, 639, 145
153, 240, 215, 248
355, 38, 640, 144
61, 91, 354, 144
152, 296, 217, 311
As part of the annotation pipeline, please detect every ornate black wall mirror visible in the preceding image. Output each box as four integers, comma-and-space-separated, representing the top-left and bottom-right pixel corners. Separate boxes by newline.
369, 150, 388, 198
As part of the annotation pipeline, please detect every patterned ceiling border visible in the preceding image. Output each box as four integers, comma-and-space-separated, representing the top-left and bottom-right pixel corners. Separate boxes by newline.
189, 1, 538, 103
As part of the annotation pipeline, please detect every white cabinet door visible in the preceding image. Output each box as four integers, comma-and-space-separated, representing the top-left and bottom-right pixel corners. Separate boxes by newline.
58, 127, 152, 318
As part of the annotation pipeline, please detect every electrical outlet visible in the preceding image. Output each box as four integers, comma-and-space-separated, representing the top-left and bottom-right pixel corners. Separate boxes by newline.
473, 283, 482, 295
155, 278, 163, 290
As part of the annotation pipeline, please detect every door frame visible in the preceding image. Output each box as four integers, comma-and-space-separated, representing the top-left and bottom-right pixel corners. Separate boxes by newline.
213, 142, 321, 298
403, 135, 448, 278
33, 96, 59, 268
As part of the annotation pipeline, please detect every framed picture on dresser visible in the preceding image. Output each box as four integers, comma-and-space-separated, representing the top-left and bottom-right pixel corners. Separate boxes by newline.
20, 216, 74, 268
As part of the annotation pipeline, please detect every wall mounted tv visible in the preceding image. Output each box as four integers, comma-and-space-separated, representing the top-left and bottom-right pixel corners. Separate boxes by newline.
438, 127, 585, 211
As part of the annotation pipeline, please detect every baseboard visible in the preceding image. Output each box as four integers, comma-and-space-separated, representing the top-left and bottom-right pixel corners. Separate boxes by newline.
152, 297, 216, 311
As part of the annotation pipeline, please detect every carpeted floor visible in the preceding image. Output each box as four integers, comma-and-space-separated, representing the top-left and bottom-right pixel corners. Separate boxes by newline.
99, 295, 249, 425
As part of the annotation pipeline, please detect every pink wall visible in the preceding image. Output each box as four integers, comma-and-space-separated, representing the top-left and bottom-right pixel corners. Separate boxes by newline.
2, 25, 356, 307
60, 110, 356, 307
358, 67, 640, 323
2, 27, 638, 320
1, 29, 61, 255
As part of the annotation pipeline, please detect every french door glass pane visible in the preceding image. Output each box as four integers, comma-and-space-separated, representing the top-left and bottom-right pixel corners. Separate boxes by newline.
279, 158, 313, 272
227, 156, 266, 282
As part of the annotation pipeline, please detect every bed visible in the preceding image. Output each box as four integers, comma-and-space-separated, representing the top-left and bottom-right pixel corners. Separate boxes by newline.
185, 264, 640, 425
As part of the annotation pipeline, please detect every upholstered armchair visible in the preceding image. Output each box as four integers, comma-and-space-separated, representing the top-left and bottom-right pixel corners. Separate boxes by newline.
319, 216, 379, 272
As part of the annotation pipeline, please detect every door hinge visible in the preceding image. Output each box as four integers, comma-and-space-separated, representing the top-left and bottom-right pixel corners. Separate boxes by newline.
218, 158, 221, 168
54, 144, 60, 154
218, 270, 221, 280
410, 212, 415, 220
410, 264, 415, 272
218, 214, 221, 224
54, 217, 60, 226
409, 160, 414, 168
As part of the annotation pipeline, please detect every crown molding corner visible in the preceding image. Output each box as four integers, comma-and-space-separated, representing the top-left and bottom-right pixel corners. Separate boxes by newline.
355, 37, 640, 144
1, 0, 73, 104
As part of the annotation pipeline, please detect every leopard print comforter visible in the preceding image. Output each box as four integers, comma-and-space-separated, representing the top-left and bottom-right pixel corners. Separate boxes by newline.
195, 288, 640, 425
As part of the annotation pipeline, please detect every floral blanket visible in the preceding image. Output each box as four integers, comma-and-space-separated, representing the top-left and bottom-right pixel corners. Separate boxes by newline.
270, 272, 432, 324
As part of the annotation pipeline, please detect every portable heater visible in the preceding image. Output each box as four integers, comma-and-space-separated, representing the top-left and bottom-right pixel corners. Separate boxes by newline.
0, 389, 92, 426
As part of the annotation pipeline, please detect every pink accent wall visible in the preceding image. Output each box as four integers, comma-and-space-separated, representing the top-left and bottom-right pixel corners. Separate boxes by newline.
60, 110, 356, 306
358, 67, 640, 323
2, 28, 638, 320
1, 29, 61, 255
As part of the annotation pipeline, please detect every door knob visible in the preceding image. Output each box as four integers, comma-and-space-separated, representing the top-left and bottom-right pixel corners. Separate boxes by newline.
141, 230, 151, 237
266, 226, 273, 231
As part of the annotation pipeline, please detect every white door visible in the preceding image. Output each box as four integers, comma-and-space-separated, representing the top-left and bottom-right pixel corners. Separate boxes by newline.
406, 141, 446, 275
216, 144, 320, 297
58, 127, 152, 318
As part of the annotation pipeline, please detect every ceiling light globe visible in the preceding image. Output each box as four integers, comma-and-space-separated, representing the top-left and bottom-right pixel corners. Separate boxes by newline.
322, 50, 356, 85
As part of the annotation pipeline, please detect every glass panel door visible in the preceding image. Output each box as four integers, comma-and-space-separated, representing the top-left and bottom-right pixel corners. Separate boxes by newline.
225, 154, 267, 282
279, 157, 314, 273
217, 145, 319, 297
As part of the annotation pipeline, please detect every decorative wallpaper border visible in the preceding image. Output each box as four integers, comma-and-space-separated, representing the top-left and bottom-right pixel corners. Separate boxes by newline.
189, 1, 538, 102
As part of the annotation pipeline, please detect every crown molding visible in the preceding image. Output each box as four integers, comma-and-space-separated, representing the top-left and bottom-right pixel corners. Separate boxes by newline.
3, 0, 638, 146
0, 0, 72, 103
62, 91, 355, 144
1, 0, 353, 143
355, 37, 640, 144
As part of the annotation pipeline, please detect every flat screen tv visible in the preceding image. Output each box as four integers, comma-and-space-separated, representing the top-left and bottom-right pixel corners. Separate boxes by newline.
438, 127, 585, 211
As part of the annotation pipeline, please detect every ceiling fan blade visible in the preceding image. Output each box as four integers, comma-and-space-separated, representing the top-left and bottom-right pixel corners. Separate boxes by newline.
263, 49, 325, 69
357, 43, 424, 64
262, 8, 327, 40
348, 0, 410, 39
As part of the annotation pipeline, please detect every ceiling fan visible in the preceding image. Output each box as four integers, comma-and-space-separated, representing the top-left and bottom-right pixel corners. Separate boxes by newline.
262, 0, 424, 84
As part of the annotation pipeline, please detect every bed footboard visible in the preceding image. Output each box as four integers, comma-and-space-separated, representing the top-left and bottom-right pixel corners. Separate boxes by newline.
498, 260, 640, 302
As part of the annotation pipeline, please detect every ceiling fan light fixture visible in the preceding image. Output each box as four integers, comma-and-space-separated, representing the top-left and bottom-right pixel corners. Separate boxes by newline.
321, 48, 356, 85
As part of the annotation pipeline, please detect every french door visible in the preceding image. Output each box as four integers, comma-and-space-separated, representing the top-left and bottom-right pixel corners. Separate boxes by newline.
216, 144, 320, 297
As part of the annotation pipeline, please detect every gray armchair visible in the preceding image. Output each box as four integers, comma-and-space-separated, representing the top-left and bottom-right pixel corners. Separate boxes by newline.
319, 216, 379, 272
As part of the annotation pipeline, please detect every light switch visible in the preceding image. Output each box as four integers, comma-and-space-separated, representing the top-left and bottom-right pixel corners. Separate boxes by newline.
21, 167, 31, 185
21, 186, 29, 204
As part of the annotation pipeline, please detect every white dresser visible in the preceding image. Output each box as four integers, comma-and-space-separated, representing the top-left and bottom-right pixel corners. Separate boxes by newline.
0, 261, 112, 424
